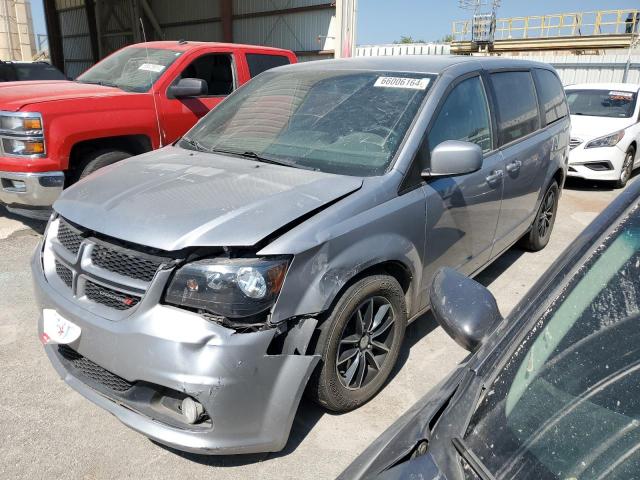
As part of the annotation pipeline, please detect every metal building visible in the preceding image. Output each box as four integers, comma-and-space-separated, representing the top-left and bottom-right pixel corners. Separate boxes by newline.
44, 0, 357, 79
0, 0, 36, 61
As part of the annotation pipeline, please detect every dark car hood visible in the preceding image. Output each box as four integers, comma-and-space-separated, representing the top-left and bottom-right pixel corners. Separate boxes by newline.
54, 146, 363, 251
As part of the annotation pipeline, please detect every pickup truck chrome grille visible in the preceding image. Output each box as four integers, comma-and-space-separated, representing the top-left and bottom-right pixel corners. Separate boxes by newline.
44, 217, 172, 317
569, 138, 582, 150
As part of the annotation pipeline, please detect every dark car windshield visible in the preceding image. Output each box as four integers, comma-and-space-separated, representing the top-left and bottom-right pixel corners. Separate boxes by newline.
13, 63, 66, 81
566, 89, 637, 118
77, 47, 182, 92
181, 70, 433, 176
464, 205, 640, 479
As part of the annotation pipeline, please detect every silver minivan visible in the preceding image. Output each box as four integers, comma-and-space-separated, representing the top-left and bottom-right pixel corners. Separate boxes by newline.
32, 56, 570, 455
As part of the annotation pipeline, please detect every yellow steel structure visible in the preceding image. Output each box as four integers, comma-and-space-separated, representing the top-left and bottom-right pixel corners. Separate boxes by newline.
453, 9, 639, 41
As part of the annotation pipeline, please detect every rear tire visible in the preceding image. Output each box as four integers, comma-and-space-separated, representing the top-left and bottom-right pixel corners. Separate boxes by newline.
73, 149, 132, 183
521, 181, 559, 252
308, 275, 407, 412
614, 147, 635, 189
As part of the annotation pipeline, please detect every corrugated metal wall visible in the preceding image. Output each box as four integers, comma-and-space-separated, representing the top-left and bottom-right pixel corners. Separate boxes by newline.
149, 0, 221, 41
525, 54, 640, 85
355, 43, 451, 57
55, 0, 92, 78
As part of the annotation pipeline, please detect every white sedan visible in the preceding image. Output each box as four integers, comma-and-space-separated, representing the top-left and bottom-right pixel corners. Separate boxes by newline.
565, 83, 640, 188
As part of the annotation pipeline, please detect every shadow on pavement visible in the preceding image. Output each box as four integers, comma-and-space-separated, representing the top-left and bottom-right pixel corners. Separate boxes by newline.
0, 205, 48, 235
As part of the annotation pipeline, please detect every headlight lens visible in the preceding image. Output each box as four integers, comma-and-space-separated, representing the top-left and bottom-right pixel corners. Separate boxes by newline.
2, 138, 45, 155
585, 130, 624, 149
164, 257, 289, 318
0, 112, 45, 156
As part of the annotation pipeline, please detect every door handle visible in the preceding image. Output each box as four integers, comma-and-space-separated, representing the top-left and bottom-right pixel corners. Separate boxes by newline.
506, 160, 522, 173
486, 169, 504, 185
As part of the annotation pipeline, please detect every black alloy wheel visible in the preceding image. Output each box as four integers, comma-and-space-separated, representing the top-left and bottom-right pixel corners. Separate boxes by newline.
336, 296, 396, 390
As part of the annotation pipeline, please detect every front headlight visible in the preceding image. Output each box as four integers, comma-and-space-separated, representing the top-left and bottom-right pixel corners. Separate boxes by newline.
585, 130, 625, 149
0, 112, 45, 157
164, 257, 289, 318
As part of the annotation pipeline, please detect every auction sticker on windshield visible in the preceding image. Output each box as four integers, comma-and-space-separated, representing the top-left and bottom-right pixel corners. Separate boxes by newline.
41, 309, 81, 345
138, 63, 165, 73
374, 76, 430, 90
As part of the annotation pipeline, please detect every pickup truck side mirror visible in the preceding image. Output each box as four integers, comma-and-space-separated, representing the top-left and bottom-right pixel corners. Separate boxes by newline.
429, 267, 502, 352
421, 140, 483, 178
168, 78, 208, 99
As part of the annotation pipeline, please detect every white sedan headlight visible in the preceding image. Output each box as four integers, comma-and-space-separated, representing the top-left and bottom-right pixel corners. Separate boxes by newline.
0, 112, 46, 157
585, 130, 625, 149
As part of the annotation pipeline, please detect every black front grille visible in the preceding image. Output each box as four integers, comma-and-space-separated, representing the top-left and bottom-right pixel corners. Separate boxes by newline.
57, 220, 83, 255
569, 138, 582, 150
91, 244, 162, 282
58, 345, 133, 392
85, 281, 141, 310
55, 261, 73, 288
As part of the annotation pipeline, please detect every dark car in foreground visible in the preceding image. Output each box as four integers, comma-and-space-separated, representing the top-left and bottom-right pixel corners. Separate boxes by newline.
32, 56, 568, 455
0, 61, 66, 82
340, 178, 640, 479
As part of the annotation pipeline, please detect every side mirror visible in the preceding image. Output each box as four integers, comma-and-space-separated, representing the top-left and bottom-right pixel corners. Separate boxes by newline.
168, 78, 207, 98
421, 140, 483, 178
429, 267, 502, 352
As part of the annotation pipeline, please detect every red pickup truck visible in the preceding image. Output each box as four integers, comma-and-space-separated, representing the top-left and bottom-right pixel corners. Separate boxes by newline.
0, 41, 296, 217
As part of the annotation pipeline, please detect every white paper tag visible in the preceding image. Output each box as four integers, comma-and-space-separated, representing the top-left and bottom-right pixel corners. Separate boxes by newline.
138, 63, 165, 73
374, 76, 430, 90
42, 309, 81, 345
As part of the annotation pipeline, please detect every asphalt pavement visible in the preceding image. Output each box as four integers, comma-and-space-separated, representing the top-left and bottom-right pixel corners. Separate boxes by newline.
0, 178, 627, 480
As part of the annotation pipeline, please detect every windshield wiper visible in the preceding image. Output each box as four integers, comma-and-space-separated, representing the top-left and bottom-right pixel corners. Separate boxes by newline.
452, 437, 496, 480
182, 136, 210, 153
210, 148, 318, 171
76, 79, 120, 89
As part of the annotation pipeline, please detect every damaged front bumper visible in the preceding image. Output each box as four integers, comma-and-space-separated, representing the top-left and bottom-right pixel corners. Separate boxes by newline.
32, 244, 319, 455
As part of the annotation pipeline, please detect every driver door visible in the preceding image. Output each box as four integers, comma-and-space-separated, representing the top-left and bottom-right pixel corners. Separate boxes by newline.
420, 74, 504, 306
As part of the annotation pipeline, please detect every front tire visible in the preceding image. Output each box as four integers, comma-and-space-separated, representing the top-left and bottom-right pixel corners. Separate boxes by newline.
73, 149, 132, 183
309, 275, 407, 412
614, 147, 636, 189
521, 181, 559, 252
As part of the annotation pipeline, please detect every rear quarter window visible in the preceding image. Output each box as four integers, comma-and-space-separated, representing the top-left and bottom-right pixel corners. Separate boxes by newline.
246, 54, 291, 78
491, 71, 540, 145
534, 69, 568, 126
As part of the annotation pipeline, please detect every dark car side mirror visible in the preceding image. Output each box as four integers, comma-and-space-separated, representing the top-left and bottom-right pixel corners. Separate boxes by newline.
421, 140, 483, 178
429, 267, 502, 352
168, 78, 208, 98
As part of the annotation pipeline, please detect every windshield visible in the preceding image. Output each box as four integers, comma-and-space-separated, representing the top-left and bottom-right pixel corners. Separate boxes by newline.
13, 63, 66, 81
77, 47, 182, 92
566, 89, 637, 118
464, 206, 640, 479
181, 70, 433, 176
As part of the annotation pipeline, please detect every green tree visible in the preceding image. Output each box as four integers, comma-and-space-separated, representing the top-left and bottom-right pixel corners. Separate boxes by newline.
394, 35, 427, 44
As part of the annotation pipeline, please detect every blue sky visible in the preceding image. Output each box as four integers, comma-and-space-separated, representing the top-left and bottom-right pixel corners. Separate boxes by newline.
357, 0, 640, 45
29, 1, 640, 44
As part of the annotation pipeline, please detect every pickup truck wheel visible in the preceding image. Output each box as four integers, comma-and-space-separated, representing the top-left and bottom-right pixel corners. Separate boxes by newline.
521, 181, 559, 252
75, 149, 132, 182
614, 147, 636, 189
309, 275, 407, 412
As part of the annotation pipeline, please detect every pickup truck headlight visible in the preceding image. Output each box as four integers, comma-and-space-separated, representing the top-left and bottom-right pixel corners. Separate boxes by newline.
164, 257, 289, 318
0, 112, 45, 157
585, 130, 624, 149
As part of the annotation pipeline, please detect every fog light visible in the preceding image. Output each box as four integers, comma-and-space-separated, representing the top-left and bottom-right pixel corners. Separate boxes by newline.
181, 397, 204, 424
10, 180, 26, 192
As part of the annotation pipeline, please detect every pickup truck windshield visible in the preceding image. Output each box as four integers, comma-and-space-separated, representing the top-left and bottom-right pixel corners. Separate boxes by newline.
182, 70, 433, 176
567, 89, 638, 118
77, 47, 182, 92
464, 206, 640, 479
13, 63, 66, 81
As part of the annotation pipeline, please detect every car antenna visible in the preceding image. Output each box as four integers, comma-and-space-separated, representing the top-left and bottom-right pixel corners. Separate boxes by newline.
140, 17, 163, 148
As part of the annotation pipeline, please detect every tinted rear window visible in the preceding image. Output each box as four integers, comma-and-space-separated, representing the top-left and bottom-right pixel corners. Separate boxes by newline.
246, 54, 290, 78
491, 71, 540, 144
534, 69, 568, 126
